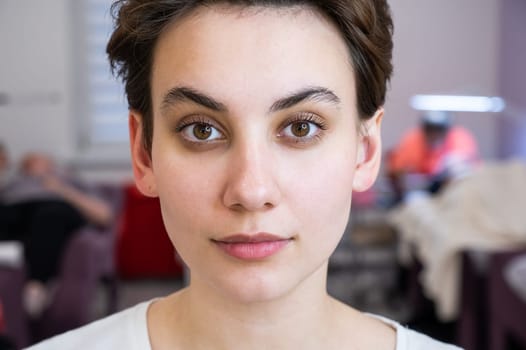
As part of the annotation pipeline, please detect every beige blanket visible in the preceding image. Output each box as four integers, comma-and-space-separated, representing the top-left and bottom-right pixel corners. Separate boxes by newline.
389, 160, 526, 321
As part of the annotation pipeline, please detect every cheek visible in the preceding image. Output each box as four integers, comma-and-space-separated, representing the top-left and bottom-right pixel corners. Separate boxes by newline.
284, 148, 356, 239
156, 173, 217, 269
153, 155, 218, 242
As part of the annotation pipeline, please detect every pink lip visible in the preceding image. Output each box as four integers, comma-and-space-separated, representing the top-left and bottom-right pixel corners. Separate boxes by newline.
212, 233, 292, 260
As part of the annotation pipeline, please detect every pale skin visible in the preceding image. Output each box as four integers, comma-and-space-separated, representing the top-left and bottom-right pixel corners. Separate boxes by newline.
129, 5, 395, 350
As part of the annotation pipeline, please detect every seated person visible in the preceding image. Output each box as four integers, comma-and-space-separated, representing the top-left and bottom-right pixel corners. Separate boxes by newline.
0, 150, 113, 317
386, 111, 479, 203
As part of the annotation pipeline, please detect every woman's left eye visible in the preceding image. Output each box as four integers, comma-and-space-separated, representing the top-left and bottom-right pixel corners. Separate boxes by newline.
278, 115, 326, 143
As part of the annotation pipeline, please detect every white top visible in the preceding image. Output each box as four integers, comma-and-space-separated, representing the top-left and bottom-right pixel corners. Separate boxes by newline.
26, 300, 462, 350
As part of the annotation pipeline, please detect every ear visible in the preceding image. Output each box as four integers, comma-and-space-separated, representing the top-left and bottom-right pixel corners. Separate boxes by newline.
129, 111, 158, 197
352, 108, 383, 192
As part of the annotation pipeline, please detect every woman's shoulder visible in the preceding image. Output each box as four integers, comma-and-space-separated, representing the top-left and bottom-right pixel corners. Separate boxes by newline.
25, 300, 153, 350
368, 313, 463, 350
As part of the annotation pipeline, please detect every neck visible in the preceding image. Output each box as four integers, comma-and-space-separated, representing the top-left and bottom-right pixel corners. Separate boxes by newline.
154, 263, 338, 350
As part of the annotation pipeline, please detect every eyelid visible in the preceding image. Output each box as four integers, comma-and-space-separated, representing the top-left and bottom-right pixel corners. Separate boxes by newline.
174, 114, 227, 145
175, 114, 222, 132
278, 112, 328, 131
277, 111, 328, 145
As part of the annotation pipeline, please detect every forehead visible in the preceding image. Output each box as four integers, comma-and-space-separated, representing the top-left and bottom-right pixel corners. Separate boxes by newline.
151, 5, 355, 111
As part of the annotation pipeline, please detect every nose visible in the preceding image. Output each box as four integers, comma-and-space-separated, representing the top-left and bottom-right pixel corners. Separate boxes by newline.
222, 141, 281, 212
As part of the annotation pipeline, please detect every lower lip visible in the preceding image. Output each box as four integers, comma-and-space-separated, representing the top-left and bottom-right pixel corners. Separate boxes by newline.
214, 240, 291, 260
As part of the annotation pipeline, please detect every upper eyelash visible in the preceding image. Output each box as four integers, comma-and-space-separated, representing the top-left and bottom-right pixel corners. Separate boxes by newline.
282, 112, 328, 130
174, 115, 216, 133
174, 112, 327, 138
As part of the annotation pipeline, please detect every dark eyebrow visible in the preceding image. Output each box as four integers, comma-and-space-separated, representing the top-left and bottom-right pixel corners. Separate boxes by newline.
269, 87, 341, 113
161, 86, 228, 112
161, 86, 340, 114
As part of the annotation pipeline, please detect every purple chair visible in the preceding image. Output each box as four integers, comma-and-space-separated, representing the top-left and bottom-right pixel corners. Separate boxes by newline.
457, 247, 526, 350
30, 225, 118, 343
29, 183, 123, 344
457, 250, 489, 350
488, 249, 526, 350
0, 183, 123, 348
0, 266, 29, 349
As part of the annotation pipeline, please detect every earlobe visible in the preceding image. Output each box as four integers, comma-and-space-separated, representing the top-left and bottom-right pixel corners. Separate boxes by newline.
352, 108, 383, 192
129, 112, 158, 197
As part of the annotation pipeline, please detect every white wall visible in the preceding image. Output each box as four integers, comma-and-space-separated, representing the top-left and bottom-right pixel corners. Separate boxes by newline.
496, 0, 526, 158
385, 0, 500, 159
0, 0, 503, 171
0, 0, 74, 163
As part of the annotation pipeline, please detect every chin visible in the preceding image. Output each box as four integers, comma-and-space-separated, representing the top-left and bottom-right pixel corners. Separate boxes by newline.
212, 267, 301, 304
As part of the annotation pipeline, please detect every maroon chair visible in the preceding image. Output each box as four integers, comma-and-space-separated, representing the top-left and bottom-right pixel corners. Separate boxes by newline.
488, 249, 526, 350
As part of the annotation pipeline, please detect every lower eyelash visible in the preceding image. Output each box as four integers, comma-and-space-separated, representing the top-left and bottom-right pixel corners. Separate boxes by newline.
290, 133, 323, 144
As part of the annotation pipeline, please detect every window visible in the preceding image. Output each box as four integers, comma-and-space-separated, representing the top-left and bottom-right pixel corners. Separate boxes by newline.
74, 0, 129, 155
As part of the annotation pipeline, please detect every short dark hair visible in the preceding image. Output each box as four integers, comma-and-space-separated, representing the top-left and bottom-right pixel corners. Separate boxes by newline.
107, 0, 394, 153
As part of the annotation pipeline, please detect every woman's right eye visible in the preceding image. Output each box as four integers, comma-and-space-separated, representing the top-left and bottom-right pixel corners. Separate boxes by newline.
177, 122, 225, 143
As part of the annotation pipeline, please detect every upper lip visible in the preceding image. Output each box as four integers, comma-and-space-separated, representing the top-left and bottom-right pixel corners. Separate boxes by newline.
213, 233, 290, 243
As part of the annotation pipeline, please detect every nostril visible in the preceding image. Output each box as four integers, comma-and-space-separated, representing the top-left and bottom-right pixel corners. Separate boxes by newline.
229, 203, 244, 212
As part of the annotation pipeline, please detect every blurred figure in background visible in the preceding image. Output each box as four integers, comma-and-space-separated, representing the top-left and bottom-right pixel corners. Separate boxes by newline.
0, 143, 11, 189
0, 148, 113, 318
386, 111, 479, 204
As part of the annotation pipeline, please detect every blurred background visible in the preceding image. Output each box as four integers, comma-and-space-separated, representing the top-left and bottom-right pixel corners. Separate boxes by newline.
0, 0, 525, 349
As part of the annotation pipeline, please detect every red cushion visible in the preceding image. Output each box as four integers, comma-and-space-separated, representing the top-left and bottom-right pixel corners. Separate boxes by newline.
116, 184, 183, 279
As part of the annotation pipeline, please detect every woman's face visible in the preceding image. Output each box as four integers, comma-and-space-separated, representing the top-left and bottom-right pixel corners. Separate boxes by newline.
131, 6, 382, 302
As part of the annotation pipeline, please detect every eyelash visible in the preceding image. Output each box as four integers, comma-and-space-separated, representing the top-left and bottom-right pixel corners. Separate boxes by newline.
172, 115, 225, 150
278, 112, 328, 144
175, 114, 209, 130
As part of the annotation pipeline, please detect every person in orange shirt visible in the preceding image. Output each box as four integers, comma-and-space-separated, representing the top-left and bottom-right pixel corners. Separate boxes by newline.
387, 111, 479, 203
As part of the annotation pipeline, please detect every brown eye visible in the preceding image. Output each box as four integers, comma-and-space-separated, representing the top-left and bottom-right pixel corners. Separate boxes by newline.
193, 123, 213, 140
178, 120, 224, 143
291, 122, 310, 137
278, 114, 326, 144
